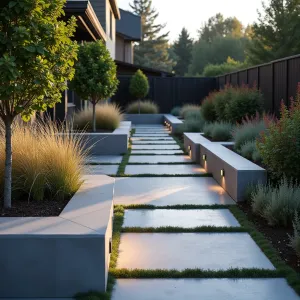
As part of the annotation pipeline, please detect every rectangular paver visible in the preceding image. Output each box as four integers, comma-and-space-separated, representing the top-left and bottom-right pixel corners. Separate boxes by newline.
112, 279, 299, 300
123, 209, 240, 228
132, 141, 177, 145
89, 165, 119, 175
131, 150, 184, 155
87, 155, 123, 164
131, 137, 174, 141
133, 134, 170, 137
128, 155, 192, 164
117, 233, 275, 270
131, 145, 180, 150
114, 177, 235, 206
125, 164, 205, 175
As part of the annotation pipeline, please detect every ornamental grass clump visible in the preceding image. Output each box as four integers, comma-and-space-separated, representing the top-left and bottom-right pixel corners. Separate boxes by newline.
257, 85, 300, 182
203, 122, 233, 141
289, 214, 300, 257
126, 100, 159, 114
171, 106, 181, 116
74, 103, 123, 131
0, 119, 88, 202
180, 104, 201, 119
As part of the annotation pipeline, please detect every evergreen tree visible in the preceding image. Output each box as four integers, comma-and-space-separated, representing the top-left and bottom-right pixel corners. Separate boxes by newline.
173, 28, 193, 76
247, 0, 300, 64
130, 0, 173, 72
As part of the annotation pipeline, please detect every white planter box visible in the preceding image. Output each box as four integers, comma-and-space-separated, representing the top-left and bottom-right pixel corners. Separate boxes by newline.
0, 175, 115, 298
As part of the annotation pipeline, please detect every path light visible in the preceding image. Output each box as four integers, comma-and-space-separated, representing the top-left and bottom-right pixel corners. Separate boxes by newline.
188, 145, 191, 151
202, 154, 206, 161
221, 169, 225, 177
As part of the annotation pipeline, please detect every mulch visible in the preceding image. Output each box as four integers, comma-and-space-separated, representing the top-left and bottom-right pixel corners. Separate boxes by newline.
238, 202, 300, 273
0, 197, 70, 217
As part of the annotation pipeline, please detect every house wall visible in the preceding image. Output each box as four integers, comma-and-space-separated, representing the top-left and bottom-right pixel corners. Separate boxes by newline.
116, 35, 134, 63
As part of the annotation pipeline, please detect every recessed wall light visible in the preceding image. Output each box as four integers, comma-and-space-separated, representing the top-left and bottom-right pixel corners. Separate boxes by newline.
202, 154, 206, 161
221, 169, 225, 177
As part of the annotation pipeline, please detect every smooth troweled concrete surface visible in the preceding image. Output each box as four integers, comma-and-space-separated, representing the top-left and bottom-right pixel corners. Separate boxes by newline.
131, 150, 184, 155
0, 175, 115, 297
123, 209, 240, 228
131, 144, 180, 150
117, 233, 275, 270
114, 177, 235, 205
132, 140, 177, 144
131, 137, 173, 141
112, 279, 300, 300
125, 164, 205, 175
89, 165, 119, 175
128, 155, 192, 164
87, 155, 123, 164
133, 133, 170, 137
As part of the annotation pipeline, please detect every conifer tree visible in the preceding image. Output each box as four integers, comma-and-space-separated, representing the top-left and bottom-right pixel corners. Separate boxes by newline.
130, 0, 173, 72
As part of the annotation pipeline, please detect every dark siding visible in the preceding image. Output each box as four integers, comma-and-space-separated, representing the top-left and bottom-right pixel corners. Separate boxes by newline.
248, 68, 259, 88
288, 58, 300, 107
259, 65, 273, 112
239, 70, 247, 85
274, 60, 287, 114
90, 0, 106, 30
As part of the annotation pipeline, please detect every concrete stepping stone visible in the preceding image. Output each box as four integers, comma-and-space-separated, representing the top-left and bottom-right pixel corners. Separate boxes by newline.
89, 165, 119, 175
131, 150, 184, 155
131, 137, 174, 141
128, 155, 192, 164
135, 129, 169, 132
125, 164, 205, 175
112, 278, 299, 300
132, 141, 177, 145
133, 134, 170, 137
131, 145, 180, 150
87, 155, 123, 164
117, 233, 275, 270
123, 209, 240, 228
114, 177, 235, 205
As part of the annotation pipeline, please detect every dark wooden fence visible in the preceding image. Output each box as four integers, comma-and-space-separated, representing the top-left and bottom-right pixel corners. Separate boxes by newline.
217, 54, 300, 115
112, 76, 217, 113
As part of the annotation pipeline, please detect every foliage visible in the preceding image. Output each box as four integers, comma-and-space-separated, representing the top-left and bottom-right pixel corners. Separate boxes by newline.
130, 0, 174, 72
185, 110, 203, 121
240, 140, 257, 160
126, 100, 159, 114
74, 103, 123, 131
208, 122, 234, 141
247, 0, 300, 64
251, 178, 300, 227
212, 85, 234, 121
176, 119, 205, 134
201, 96, 217, 122
224, 86, 264, 123
129, 69, 149, 99
180, 104, 201, 119
173, 28, 193, 76
0, 0, 78, 208
289, 213, 300, 257
203, 123, 215, 137
202, 57, 248, 77
0, 119, 87, 202
170, 106, 181, 116
257, 87, 300, 182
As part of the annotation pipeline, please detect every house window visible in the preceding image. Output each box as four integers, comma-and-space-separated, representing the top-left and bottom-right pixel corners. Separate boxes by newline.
110, 10, 113, 39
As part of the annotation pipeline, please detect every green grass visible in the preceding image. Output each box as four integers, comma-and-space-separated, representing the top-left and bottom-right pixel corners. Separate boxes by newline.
171, 134, 186, 152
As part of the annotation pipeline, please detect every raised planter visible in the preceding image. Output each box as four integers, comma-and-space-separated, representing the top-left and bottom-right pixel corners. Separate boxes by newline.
125, 114, 165, 124
184, 133, 267, 202
70, 121, 131, 155
164, 114, 183, 134
0, 175, 114, 298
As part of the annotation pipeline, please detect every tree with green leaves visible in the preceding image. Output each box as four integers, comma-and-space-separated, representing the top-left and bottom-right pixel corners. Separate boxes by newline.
0, 0, 78, 209
173, 28, 193, 76
130, 0, 173, 72
129, 69, 149, 114
247, 0, 300, 64
71, 41, 119, 132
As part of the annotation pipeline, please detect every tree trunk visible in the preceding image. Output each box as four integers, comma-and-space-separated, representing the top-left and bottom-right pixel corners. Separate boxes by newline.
3, 118, 13, 209
92, 102, 96, 132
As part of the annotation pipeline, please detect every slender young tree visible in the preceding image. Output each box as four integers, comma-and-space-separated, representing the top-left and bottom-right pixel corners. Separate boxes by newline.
173, 28, 193, 76
0, 0, 78, 208
247, 0, 300, 64
71, 41, 119, 132
130, 0, 173, 72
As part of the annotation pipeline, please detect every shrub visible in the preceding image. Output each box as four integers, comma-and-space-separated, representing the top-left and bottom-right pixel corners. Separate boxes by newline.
74, 103, 123, 131
185, 110, 203, 121
210, 122, 234, 141
251, 178, 300, 227
289, 213, 300, 257
129, 69, 149, 100
213, 86, 234, 121
257, 87, 300, 182
203, 123, 215, 137
180, 104, 201, 119
176, 119, 205, 134
224, 86, 264, 123
252, 148, 262, 163
126, 100, 159, 114
240, 140, 256, 160
201, 97, 217, 122
0, 119, 88, 202
171, 106, 181, 116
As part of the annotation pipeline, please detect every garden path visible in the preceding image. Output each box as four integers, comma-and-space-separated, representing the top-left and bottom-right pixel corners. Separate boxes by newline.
111, 125, 298, 300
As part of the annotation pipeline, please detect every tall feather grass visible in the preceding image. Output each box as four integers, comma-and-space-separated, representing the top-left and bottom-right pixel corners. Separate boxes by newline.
126, 100, 159, 114
0, 119, 88, 202
74, 103, 123, 131
180, 104, 201, 119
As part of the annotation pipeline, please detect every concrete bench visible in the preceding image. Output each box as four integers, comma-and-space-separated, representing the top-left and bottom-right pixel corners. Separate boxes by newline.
164, 114, 183, 133
0, 175, 115, 298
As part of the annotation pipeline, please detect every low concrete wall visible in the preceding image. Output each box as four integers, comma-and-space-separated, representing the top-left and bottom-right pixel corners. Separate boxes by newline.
164, 114, 183, 134
184, 133, 267, 202
0, 175, 115, 298
125, 114, 165, 124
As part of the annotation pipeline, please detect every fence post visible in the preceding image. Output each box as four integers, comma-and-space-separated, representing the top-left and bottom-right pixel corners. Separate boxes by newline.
246, 69, 249, 85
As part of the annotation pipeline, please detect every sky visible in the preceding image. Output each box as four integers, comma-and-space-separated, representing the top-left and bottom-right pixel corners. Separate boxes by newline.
117, 0, 263, 42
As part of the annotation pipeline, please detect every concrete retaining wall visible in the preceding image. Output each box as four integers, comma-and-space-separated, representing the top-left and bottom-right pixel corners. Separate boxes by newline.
125, 114, 165, 124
